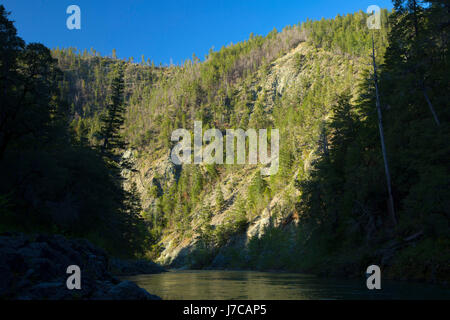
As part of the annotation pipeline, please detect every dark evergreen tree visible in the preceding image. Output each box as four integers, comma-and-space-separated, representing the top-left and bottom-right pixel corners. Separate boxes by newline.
98, 65, 127, 159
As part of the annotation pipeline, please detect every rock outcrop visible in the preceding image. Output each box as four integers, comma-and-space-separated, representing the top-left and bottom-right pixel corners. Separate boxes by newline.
144, 42, 365, 269
109, 258, 166, 276
0, 232, 162, 300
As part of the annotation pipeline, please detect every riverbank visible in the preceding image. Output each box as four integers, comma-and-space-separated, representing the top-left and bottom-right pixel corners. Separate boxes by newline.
0, 232, 164, 300
171, 230, 450, 286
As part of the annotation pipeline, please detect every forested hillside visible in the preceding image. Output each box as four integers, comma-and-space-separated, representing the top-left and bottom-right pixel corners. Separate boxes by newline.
1, 1, 448, 283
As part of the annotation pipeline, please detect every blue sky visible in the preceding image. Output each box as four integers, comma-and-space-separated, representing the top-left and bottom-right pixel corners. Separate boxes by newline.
2, 0, 393, 65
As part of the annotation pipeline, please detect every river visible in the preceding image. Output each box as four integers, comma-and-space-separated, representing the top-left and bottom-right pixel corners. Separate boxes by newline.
125, 270, 449, 300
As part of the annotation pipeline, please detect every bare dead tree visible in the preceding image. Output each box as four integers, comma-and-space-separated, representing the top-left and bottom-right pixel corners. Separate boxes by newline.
371, 32, 397, 227
422, 85, 440, 126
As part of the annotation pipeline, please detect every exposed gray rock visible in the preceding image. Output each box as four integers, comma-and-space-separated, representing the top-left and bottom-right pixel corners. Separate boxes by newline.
107, 281, 161, 300
0, 232, 162, 300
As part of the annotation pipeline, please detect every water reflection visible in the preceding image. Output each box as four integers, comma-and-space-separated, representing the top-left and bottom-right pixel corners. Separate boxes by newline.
125, 270, 449, 300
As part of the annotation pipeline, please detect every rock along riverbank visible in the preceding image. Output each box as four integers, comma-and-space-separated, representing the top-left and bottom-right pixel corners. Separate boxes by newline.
0, 232, 164, 300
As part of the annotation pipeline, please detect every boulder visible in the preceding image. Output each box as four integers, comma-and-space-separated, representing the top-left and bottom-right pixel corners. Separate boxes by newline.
0, 233, 162, 300
107, 281, 161, 300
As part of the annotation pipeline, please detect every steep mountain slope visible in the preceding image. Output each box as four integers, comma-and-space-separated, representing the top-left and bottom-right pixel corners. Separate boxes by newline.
142, 41, 369, 268
52, 10, 388, 269
49, 6, 449, 283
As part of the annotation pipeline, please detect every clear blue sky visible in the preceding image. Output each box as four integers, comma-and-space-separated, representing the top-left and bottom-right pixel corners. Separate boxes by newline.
2, 0, 393, 65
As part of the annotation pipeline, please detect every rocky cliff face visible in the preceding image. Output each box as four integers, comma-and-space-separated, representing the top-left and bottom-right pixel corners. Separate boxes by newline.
125, 42, 367, 269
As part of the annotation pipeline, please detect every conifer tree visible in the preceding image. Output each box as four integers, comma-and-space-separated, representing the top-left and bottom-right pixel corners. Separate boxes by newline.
98, 64, 127, 160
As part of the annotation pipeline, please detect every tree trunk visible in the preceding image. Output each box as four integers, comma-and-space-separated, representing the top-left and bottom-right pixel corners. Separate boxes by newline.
422, 87, 440, 126
371, 33, 397, 227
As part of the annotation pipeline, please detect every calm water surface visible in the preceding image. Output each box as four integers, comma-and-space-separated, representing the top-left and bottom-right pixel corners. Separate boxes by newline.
125, 270, 449, 300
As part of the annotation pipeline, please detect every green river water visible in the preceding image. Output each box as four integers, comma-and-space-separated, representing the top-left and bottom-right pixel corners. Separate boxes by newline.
125, 270, 449, 300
